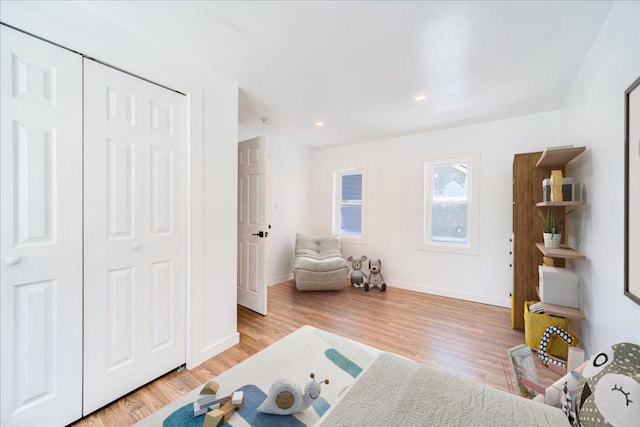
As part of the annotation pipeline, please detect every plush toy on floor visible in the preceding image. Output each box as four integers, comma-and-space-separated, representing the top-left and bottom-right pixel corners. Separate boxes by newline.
258, 373, 329, 415
347, 255, 367, 288
366, 259, 386, 292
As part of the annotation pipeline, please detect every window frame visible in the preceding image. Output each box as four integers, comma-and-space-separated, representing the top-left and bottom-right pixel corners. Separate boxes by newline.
333, 168, 366, 243
422, 151, 480, 255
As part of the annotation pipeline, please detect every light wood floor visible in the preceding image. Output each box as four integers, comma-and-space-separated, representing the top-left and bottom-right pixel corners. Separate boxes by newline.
73, 280, 559, 426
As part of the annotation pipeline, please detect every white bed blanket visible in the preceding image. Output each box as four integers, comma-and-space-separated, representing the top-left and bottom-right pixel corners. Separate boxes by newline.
317, 352, 569, 426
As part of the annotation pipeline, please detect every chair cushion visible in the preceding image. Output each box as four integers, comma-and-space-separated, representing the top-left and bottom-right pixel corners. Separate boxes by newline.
293, 233, 349, 291
295, 233, 343, 259
294, 255, 348, 273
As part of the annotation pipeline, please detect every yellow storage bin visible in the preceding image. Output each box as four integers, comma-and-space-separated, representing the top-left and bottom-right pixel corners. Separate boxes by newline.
524, 301, 570, 359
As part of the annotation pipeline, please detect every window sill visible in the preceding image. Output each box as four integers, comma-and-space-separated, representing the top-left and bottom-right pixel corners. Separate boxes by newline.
339, 235, 367, 245
418, 243, 478, 256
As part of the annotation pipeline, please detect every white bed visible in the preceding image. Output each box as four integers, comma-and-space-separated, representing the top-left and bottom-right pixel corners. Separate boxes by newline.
318, 351, 569, 426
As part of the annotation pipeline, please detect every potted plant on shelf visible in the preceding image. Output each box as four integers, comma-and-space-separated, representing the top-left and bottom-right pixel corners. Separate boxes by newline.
538, 208, 574, 248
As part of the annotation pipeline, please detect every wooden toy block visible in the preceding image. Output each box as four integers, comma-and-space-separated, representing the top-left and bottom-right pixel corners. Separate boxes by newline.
232, 391, 243, 405
220, 397, 245, 423
220, 400, 234, 423
197, 394, 219, 407
201, 380, 220, 395
194, 393, 231, 417
193, 401, 208, 417
214, 395, 232, 406
194, 380, 223, 416
203, 409, 224, 427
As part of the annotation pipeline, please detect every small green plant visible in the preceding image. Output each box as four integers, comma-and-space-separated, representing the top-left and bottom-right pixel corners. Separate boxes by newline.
537, 208, 574, 235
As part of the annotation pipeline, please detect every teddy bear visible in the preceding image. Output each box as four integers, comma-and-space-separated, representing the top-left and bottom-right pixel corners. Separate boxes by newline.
366, 259, 386, 292
347, 255, 367, 288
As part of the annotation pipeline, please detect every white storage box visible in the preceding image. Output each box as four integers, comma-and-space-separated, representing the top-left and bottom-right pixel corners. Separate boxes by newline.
539, 266, 579, 308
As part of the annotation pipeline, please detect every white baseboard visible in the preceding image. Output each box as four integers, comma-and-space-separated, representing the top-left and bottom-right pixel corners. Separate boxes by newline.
388, 280, 511, 308
271, 273, 293, 285
188, 331, 240, 369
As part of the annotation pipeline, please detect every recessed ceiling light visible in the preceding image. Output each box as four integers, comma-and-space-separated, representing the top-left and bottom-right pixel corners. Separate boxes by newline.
315, 121, 324, 127
415, 94, 427, 102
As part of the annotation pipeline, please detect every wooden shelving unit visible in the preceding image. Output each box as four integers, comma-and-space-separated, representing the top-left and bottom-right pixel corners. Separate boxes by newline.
536, 200, 585, 208
542, 302, 586, 320
536, 146, 586, 168
532, 146, 587, 322
511, 146, 587, 330
536, 287, 585, 319
511, 152, 556, 330
535, 243, 586, 260
535, 147, 587, 260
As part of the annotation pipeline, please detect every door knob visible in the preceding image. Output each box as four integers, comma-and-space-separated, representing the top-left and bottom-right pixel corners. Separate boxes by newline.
132, 242, 142, 249
5, 256, 21, 265
252, 231, 269, 238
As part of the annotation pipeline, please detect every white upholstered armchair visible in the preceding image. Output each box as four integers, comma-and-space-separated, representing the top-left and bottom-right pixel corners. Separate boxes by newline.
292, 233, 350, 291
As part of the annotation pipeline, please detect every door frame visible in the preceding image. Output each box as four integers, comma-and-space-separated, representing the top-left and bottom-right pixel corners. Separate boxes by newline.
266, 153, 272, 287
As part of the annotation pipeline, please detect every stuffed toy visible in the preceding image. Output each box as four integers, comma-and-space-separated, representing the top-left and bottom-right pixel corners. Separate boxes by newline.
258, 373, 329, 415
347, 255, 367, 288
366, 259, 386, 292
564, 342, 640, 426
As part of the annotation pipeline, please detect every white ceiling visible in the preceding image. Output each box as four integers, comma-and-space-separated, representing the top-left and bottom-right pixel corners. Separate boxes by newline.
8, 1, 614, 148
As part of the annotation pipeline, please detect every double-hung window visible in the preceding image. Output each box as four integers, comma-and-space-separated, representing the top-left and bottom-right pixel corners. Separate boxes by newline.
423, 152, 479, 254
333, 170, 365, 240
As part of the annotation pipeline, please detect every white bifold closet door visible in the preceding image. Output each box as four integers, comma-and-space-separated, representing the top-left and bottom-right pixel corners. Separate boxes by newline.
83, 59, 186, 414
0, 26, 83, 426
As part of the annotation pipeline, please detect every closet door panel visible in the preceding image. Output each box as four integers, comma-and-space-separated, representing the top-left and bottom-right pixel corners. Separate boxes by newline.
138, 72, 186, 373
83, 59, 186, 414
1, 26, 83, 427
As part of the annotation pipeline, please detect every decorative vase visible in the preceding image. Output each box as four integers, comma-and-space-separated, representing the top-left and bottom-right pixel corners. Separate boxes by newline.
543, 233, 561, 248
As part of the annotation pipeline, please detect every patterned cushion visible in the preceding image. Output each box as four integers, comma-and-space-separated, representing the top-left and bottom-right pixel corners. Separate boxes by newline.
573, 342, 640, 426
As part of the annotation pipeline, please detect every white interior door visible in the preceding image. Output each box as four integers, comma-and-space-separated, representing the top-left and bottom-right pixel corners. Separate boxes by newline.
237, 137, 268, 315
1, 26, 83, 426
83, 59, 186, 414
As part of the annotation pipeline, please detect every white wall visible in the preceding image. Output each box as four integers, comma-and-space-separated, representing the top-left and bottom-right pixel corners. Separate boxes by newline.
268, 140, 313, 284
197, 81, 239, 365
311, 111, 560, 307
0, 1, 240, 368
559, 1, 640, 354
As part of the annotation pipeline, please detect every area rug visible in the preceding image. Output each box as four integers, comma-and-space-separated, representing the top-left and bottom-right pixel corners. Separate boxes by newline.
136, 326, 381, 427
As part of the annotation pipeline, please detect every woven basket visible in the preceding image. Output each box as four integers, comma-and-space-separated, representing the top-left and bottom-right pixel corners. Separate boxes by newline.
524, 301, 570, 358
